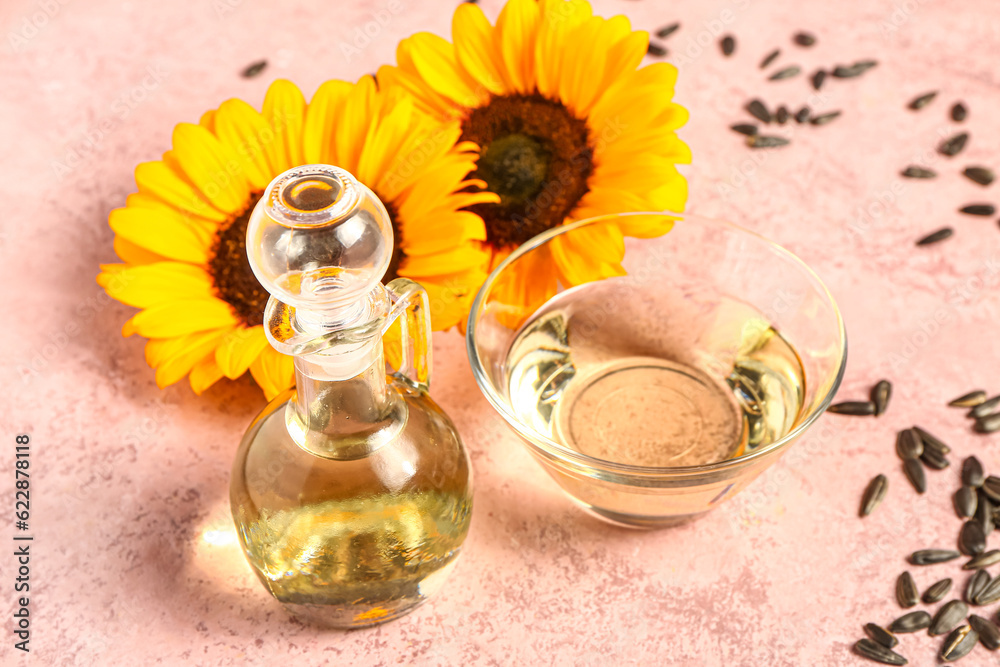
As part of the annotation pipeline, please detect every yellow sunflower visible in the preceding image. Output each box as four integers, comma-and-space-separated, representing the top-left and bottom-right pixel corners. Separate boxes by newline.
378, 0, 690, 303
97, 76, 497, 399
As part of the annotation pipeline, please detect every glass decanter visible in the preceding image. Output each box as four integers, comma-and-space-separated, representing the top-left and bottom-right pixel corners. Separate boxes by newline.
230, 164, 473, 628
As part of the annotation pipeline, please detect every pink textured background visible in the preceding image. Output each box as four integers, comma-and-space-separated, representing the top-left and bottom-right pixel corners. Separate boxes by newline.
2, 0, 1000, 664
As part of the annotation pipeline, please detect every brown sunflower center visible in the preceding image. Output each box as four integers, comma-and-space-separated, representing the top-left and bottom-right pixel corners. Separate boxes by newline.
208, 191, 404, 328
460, 94, 593, 249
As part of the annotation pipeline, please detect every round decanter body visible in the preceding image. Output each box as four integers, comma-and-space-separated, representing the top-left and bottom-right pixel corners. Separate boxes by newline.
230, 379, 473, 628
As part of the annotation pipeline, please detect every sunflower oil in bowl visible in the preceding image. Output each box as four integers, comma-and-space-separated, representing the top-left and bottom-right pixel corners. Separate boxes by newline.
504, 281, 807, 468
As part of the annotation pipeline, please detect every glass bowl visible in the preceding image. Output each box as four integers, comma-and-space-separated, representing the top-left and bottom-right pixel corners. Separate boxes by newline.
466, 212, 846, 528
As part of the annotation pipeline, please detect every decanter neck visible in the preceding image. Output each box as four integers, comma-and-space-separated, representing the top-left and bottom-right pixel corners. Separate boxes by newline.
287, 341, 404, 459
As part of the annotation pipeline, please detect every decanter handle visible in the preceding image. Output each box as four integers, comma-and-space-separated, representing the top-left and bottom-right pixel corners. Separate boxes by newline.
383, 278, 432, 391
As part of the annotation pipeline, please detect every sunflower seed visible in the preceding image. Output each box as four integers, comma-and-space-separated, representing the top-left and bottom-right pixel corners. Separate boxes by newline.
655, 22, 680, 39
920, 446, 951, 470
976, 414, 1000, 434
896, 429, 923, 460
830, 400, 876, 415
902, 166, 937, 178
241, 60, 267, 78
952, 102, 968, 122
746, 99, 771, 123
832, 64, 862, 77
865, 623, 899, 649
963, 168, 995, 187
914, 427, 950, 455
966, 569, 991, 602
961, 520, 986, 557
955, 486, 978, 519
931, 600, 969, 636
775, 106, 790, 124
969, 614, 1000, 650
924, 578, 954, 603
833, 61, 878, 77
769, 66, 801, 81
976, 575, 1000, 605
965, 550, 1000, 570
811, 111, 842, 126
871, 380, 891, 416
795, 106, 810, 123
908, 91, 938, 110
939, 132, 969, 156
647, 43, 668, 57
903, 458, 927, 494
977, 494, 997, 535
983, 477, 1000, 503
861, 474, 889, 517
747, 135, 789, 148
811, 69, 826, 90
917, 228, 954, 246
960, 204, 996, 216
971, 396, 1000, 418
891, 610, 931, 633
951, 390, 988, 408
793, 32, 816, 47
854, 639, 908, 665
941, 624, 978, 661
720, 35, 735, 56
897, 571, 920, 608
963, 457, 985, 488
910, 549, 961, 565
760, 49, 781, 69
731, 123, 758, 136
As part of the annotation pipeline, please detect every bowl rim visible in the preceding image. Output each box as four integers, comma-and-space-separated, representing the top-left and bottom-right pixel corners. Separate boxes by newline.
465, 211, 848, 480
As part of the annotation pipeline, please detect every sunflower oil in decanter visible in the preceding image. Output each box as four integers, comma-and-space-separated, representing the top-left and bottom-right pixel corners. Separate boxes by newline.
230, 164, 473, 628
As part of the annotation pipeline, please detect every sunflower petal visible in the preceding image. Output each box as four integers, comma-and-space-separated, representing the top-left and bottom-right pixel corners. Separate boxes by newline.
190, 353, 226, 395
453, 2, 508, 95
332, 74, 378, 172
535, 0, 593, 98
401, 211, 487, 255
108, 206, 211, 264
214, 98, 274, 189
402, 33, 487, 109
151, 329, 230, 389
214, 325, 269, 380
112, 237, 167, 265
419, 268, 489, 331
98, 262, 214, 308
263, 79, 307, 171
134, 161, 227, 222
399, 245, 490, 277
144, 328, 229, 368
496, 0, 540, 93
303, 79, 352, 164
249, 347, 295, 400
550, 232, 625, 288
376, 62, 458, 119
123, 299, 238, 338
171, 123, 251, 213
